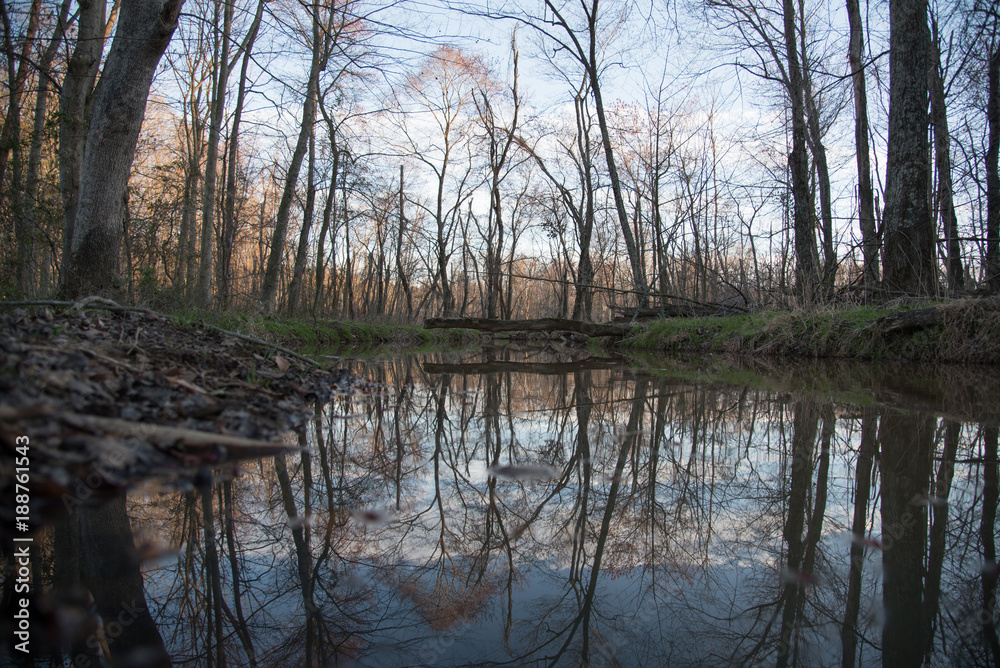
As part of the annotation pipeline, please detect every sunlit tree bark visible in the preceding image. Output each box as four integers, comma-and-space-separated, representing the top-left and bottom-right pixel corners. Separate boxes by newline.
58, 0, 113, 285
59, 0, 185, 299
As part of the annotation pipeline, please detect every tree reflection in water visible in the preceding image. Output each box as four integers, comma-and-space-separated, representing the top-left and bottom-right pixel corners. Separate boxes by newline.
9, 352, 1000, 666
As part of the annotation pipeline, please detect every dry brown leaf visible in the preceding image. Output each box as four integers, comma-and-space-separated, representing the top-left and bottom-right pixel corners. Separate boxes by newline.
274, 355, 290, 374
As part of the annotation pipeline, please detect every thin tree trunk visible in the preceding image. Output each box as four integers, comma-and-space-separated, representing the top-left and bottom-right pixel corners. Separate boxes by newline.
846, 0, 879, 289
929, 17, 964, 292
24, 0, 73, 294
219, 0, 265, 310
800, 6, 835, 298
396, 164, 413, 316
259, 9, 323, 312
782, 0, 819, 302
197, 0, 234, 308
1, 0, 40, 295
286, 125, 317, 314
313, 142, 338, 316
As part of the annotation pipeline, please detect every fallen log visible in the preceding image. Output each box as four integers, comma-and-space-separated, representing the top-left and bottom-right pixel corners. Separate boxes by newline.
423, 317, 631, 337
423, 356, 625, 375
876, 306, 946, 334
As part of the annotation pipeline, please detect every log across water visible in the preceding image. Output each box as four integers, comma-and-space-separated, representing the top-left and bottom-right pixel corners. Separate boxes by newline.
423, 317, 632, 337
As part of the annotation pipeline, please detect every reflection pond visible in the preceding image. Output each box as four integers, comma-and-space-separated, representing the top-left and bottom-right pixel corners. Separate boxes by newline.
14, 350, 1000, 666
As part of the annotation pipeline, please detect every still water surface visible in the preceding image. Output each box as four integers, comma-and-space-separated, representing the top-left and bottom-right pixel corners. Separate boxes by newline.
38, 350, 1000, 666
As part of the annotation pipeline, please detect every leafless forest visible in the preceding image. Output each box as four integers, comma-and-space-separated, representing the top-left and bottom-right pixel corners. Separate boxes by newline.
1, 0, 998, 319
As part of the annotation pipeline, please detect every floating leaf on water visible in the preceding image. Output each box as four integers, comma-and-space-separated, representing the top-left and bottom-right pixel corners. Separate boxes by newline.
910, 493, 949, 508
487, 464, 559, 482
352, 507, 393, 526
781, 567, 822, 588
840, 531, 883, 551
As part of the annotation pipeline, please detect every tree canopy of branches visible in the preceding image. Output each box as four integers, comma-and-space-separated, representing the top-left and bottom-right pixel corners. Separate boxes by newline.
1, 0, 998, 314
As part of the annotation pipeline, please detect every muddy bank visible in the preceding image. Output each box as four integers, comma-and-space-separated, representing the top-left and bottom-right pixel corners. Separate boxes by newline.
0, 305, 358, 538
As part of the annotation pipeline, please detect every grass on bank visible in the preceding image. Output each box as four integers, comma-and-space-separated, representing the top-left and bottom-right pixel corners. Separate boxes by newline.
171, 309, 481, 356
169, 297, 1000, 364
617, 297, 1000, 364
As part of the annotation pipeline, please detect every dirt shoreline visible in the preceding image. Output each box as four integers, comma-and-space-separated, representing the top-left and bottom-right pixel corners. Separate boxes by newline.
0, 306, 355, 539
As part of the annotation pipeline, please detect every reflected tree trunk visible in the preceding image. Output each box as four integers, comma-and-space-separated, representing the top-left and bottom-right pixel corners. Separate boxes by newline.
553, 377, 648, 665
925, 419, 959, 660
981, 425, 1000, 662
200, 484, 224, 667
222, 480, 257, 667
841, 408, 877, 668
78, 495, 171, 667
879, 410, 934, 666
777, 400, 818, 668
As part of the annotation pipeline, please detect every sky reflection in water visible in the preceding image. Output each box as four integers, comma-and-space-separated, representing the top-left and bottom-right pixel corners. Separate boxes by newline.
31, 352, 1000, 666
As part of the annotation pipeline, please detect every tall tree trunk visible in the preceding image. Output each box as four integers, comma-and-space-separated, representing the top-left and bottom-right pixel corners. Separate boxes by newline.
59, 0, 184, 299
929, 17, 963, 292
197, 0, 234, 308
782, 0, 819, 302
313, 141, 338, 316
987, 39, 1000, 292
846, 0, 879, 289
396, 164, 413, 316
219, 0, 265, 310
58, 0, 109, 284
23, 0, 73, 294
588, 62, 648, 305
286, 125, 316, 315
879, 410, 934, 665
0, 0, 38, 185
800, 6, 835, 299
1, 0, 40, 295
882, 0, 935, 296
259, 11, 323, 312
0, 0, 40, 296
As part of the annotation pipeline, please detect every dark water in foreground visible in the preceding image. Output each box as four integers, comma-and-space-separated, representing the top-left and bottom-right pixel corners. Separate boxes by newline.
8, 350, 1000, 666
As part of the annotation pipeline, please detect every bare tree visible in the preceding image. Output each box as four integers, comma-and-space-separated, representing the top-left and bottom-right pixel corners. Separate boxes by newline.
58, 0, 114, 285
259, 1, 326, 312
929, 8, 964, 292
881, 0, 936, 296
393, 46, 487, 316
845, 0, 879, 289
985, 4, 1000, 291
59, 0, 185, 298
704, 0, 820, 301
